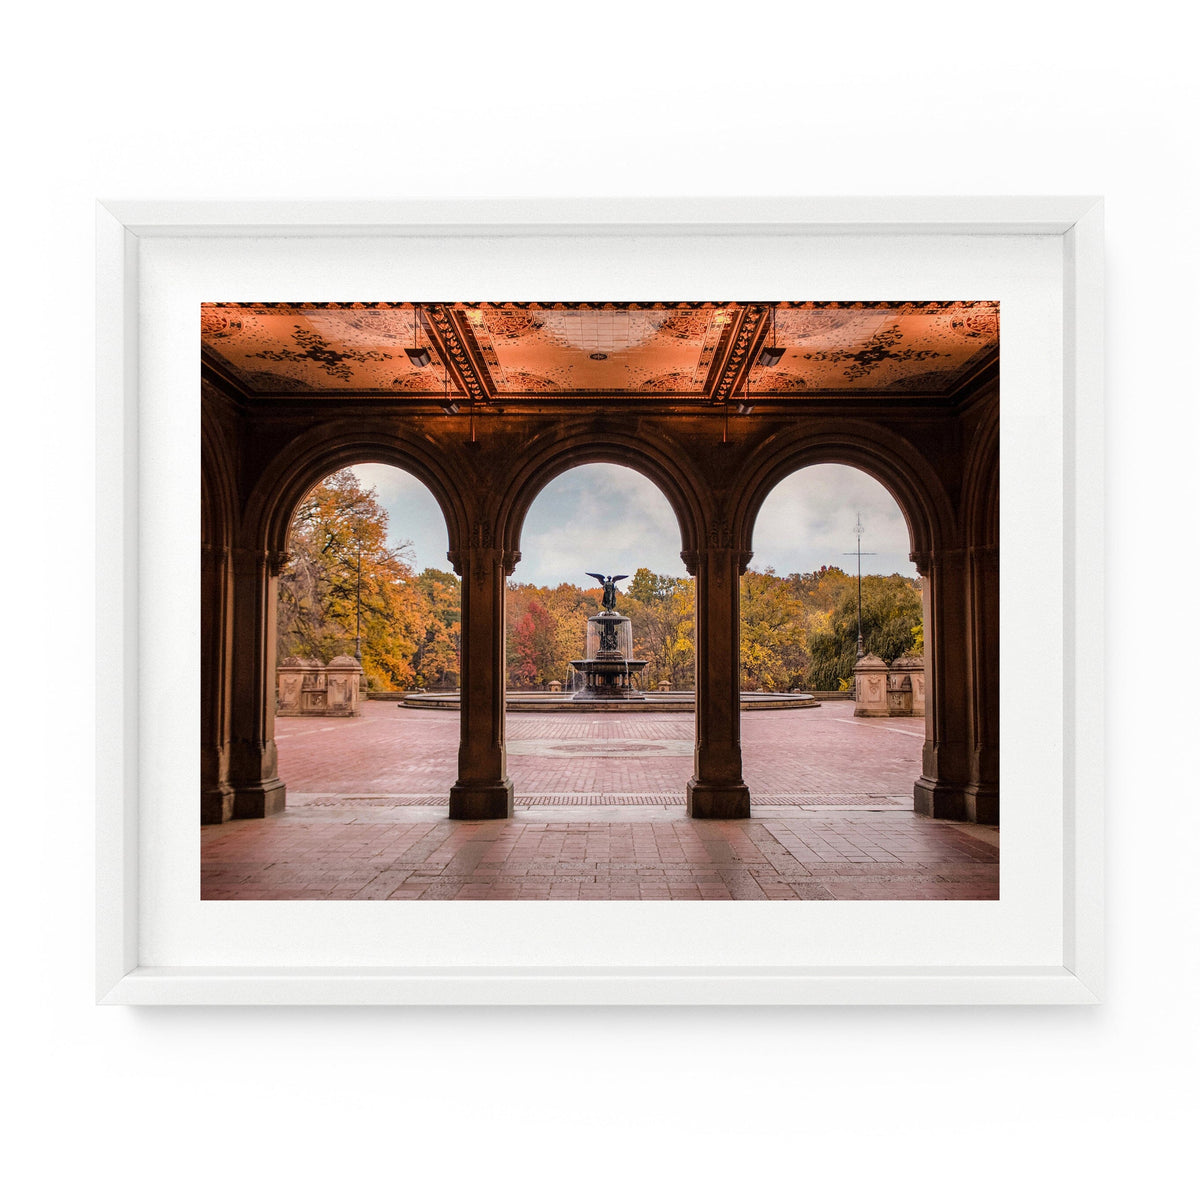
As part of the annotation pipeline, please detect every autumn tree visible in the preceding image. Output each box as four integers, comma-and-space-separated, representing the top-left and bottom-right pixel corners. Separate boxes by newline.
739, 568, 807, 691
410, 568, 461, 687
623, 568, 695, 688
277, 469, 436, 690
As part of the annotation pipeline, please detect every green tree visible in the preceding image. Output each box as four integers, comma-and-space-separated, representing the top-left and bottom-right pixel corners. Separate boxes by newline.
805, 573, 924, 691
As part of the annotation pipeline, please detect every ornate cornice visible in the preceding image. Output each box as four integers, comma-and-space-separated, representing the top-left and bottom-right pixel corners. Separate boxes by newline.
426, 305, 489, 403
711, 305, 769, 404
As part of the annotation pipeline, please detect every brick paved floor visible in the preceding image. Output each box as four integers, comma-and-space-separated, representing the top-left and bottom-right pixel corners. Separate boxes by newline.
273, 699, 927, 804
201, 807, 998, 900
201, 702, 998, 900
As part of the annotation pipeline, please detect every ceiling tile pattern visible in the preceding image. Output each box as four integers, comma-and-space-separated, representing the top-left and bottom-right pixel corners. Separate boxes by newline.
201, 300, 998, 405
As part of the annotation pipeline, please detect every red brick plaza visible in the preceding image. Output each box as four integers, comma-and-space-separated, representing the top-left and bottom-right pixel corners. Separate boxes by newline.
201, 700, 998, 900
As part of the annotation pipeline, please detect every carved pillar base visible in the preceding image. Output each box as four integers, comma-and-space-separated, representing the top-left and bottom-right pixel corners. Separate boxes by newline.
201, 744, 233, 824
687, 780, 751, 820
201, 785, 235, 825
233, 779, 288, 820
913, 776, 966, 821
449, 781, 515, 821
962, 783, 999, 825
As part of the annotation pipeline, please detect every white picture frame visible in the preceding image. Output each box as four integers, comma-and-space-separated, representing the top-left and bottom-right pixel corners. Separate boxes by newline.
96, 197, 1103, 1005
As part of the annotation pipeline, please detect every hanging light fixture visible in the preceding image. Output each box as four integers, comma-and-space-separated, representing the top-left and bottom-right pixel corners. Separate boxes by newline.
441, 358, 459, 415
405, 304, 432, 368
736, 365, 754, 415
757, 305, 784, 367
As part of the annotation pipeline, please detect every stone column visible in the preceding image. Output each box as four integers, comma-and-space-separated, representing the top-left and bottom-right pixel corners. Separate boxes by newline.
227, 547, 287, 819
964, 544, 999, 823
912, 550, 972, 821
448, 542, 515, 819
201, 544, 235, 824
685, 546, 751, 818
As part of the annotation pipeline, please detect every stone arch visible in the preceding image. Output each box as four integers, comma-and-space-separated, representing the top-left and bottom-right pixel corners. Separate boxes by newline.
733, 422, 958, 568
241, 421, 470, 563
733, 421, 974, 821
496, 425, 707, 568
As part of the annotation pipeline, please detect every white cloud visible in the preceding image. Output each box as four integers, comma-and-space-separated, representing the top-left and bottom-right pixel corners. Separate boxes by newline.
344, 460, 917, 586
750, 465, 916, 577
350, 463, 452, 572
515, 464, 683, 586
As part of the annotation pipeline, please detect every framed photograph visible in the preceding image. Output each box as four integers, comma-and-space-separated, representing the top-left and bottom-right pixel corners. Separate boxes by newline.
96, 197, 1103, 1004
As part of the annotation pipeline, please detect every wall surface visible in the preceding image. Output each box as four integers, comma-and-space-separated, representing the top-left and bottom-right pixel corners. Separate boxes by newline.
5, 3, 1195, 1197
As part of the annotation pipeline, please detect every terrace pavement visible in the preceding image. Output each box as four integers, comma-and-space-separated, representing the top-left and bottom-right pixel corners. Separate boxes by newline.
201, 700, 999, 900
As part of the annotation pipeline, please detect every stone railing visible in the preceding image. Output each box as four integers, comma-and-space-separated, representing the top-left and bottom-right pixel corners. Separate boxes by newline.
853, 651, 925, 718
276, 655, 362, 717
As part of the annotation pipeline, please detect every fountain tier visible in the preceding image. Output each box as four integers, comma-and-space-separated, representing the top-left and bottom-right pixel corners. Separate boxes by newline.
570, 610, 647, 700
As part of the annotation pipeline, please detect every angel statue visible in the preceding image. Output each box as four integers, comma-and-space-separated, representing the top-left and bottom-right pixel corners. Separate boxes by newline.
586, 572, 628, 612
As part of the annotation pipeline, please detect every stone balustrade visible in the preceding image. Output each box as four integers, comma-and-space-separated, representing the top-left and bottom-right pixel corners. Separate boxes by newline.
854, 651, 925, 718
276, 655, 362, 717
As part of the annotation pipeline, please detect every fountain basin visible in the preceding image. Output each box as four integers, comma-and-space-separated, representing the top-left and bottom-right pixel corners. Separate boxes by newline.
398, 691, 820, 712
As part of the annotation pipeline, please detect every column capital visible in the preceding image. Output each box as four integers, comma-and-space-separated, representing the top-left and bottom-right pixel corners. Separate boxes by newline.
448, 543, 515, 582
910, 547, 969, 576
681, 543, 754, 577
229, 546, 289, 576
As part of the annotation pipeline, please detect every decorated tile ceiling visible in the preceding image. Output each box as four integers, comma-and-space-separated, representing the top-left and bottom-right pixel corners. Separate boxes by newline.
201, 300, 998, 405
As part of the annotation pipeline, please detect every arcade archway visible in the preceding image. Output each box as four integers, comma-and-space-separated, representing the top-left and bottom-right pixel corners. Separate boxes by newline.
201, 300, 998, 827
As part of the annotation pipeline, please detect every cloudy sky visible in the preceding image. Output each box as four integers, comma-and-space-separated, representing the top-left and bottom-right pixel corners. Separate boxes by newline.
351, 461, 917, 586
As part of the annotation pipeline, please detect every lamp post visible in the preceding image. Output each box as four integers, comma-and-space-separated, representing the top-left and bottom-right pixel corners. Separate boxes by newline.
354, 543, 362, 664
843, 513, 876, 659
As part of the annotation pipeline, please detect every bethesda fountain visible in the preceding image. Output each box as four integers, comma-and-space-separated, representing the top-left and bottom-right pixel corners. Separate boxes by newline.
570, 572, 647, 700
